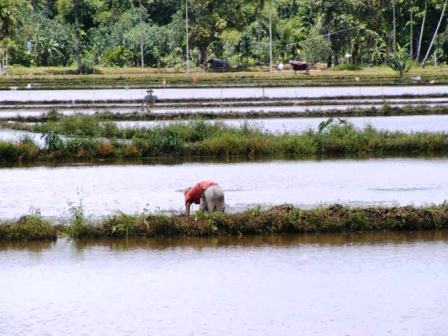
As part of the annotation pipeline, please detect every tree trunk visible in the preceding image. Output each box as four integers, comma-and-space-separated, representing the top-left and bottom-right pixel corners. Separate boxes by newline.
199, 48, 207, 65
140, 42, 144, 68
269, 0, 273, 73
392, 0, 397, 55
410, 8, 414, 59
422, 0, 448, 65
416, 1, 427, 61
138, 0, 145, 68
74, 15, 83, 73
185, 0, 190, 73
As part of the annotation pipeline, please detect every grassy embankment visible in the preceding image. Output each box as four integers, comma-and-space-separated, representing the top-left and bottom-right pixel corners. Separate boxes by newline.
5, 105, 448, 123
2, 65, 448, 89
1, 205, 448, 241
0, 215, 57, 241
1, 117, 448, 163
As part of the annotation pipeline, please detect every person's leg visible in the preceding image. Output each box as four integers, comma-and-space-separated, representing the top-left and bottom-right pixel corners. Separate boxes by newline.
203, 187, 215, 211
213, 185, 225, 212
205, 185, 225, 212
200, 193, 208, 211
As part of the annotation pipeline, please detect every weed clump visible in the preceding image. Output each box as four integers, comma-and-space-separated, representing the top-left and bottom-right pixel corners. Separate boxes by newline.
66, 204, 100, 239
2, 118, 448, 162
83, 205, 448, 239
1, 205, 448, 241
0, 215, 57, 241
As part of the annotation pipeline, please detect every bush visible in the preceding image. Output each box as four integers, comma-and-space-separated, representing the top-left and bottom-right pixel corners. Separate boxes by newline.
101, 46, 134, 67
108, 213, 139, 238
387, 45, 412, 78
66, 204, 99, 239
0, 141, 20, 161
333, 64, 363, 71
0, 215, 57, 241
18, 138, 40, 160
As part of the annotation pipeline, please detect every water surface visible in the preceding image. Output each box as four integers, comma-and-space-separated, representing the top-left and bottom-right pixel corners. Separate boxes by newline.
0, 128, 45, 146
0, 232, 447, 336
1, 158, 447, 219
116, 114, 448, 134
1, 85, 448, 102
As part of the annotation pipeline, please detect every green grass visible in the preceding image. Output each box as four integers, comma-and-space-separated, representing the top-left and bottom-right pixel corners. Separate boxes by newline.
2, 205, 447, 241
59, 203, 448, 238
2, 119, 448, 163
0, 215, 57, 241
5, 105, 448, 124
2, 65, 448, 89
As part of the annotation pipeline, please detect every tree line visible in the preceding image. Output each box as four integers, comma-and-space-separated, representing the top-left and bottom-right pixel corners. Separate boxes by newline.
1, 0, 448, 72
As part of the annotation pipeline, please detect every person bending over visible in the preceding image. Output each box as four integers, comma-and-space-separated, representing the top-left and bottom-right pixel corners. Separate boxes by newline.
184, 180, 225, 216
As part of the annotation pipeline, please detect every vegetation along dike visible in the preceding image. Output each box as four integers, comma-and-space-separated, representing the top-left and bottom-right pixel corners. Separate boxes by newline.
3, 1, 448, 335
1, 204, 448, 241
2, 118, 448, 163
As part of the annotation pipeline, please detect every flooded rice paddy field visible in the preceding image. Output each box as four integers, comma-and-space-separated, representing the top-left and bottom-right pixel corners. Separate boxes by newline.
2, 115, 448, 144
1, 232, 447, 336
1, 114, 448, 149
0, 128, 44, 146
2, 85, 448, 102
2, 102, 448, 120
116, 114, 448, 134
1, 158, 448, 219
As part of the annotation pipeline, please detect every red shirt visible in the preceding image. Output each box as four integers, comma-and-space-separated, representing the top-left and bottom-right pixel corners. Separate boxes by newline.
185, 180, 216, 204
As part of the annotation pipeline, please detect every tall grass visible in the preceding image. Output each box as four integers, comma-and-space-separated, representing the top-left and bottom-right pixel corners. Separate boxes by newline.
1, 205, 447, 241
65, 203, 100, 239
93, 204, 448, 237
2, 119, 448, 162
0, 215, 57, 241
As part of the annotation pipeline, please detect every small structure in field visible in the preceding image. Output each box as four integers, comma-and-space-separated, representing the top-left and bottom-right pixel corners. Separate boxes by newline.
143, 89, 158, 105
289, 61, 310, 75
207, 59, 230, 72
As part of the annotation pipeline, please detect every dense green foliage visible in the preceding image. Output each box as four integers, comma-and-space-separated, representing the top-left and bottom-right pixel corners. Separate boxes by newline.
2, 118, 448, 162
87, 204, 448, 238
0, 215, 57, 241
2, 204, 448, 241
2, 0, 448, 71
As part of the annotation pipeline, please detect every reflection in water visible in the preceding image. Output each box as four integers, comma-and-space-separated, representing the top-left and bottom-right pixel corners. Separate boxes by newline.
67, 230, 448, 252
1, 231, 446, 253
0, 232, 447, 336
0, 240, 56, 252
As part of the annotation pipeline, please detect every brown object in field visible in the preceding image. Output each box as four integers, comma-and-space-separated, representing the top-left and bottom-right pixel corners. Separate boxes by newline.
289, 61, 310, 75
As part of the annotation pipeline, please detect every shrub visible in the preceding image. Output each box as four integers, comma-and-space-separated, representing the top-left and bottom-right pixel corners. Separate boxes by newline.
0, 141, 20, 161
66, 204, 99, 239
0, 215, 57, 241
333, 64, 363, 71
108, 213, 139, 238
101, 46, 134, 67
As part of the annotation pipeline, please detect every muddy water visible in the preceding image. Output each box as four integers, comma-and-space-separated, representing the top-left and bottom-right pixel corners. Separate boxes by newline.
1, 85, 448, 102
0, 232, 447, 336
116, 114, 448, 134
1, 158, 448, 219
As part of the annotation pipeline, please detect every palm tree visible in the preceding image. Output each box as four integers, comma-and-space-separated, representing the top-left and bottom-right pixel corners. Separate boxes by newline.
0, 0, 15, 42
422, 0, 448, 65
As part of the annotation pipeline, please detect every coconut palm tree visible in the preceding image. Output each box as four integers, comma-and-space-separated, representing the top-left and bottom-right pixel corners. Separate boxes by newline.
0, 0, 15, 42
